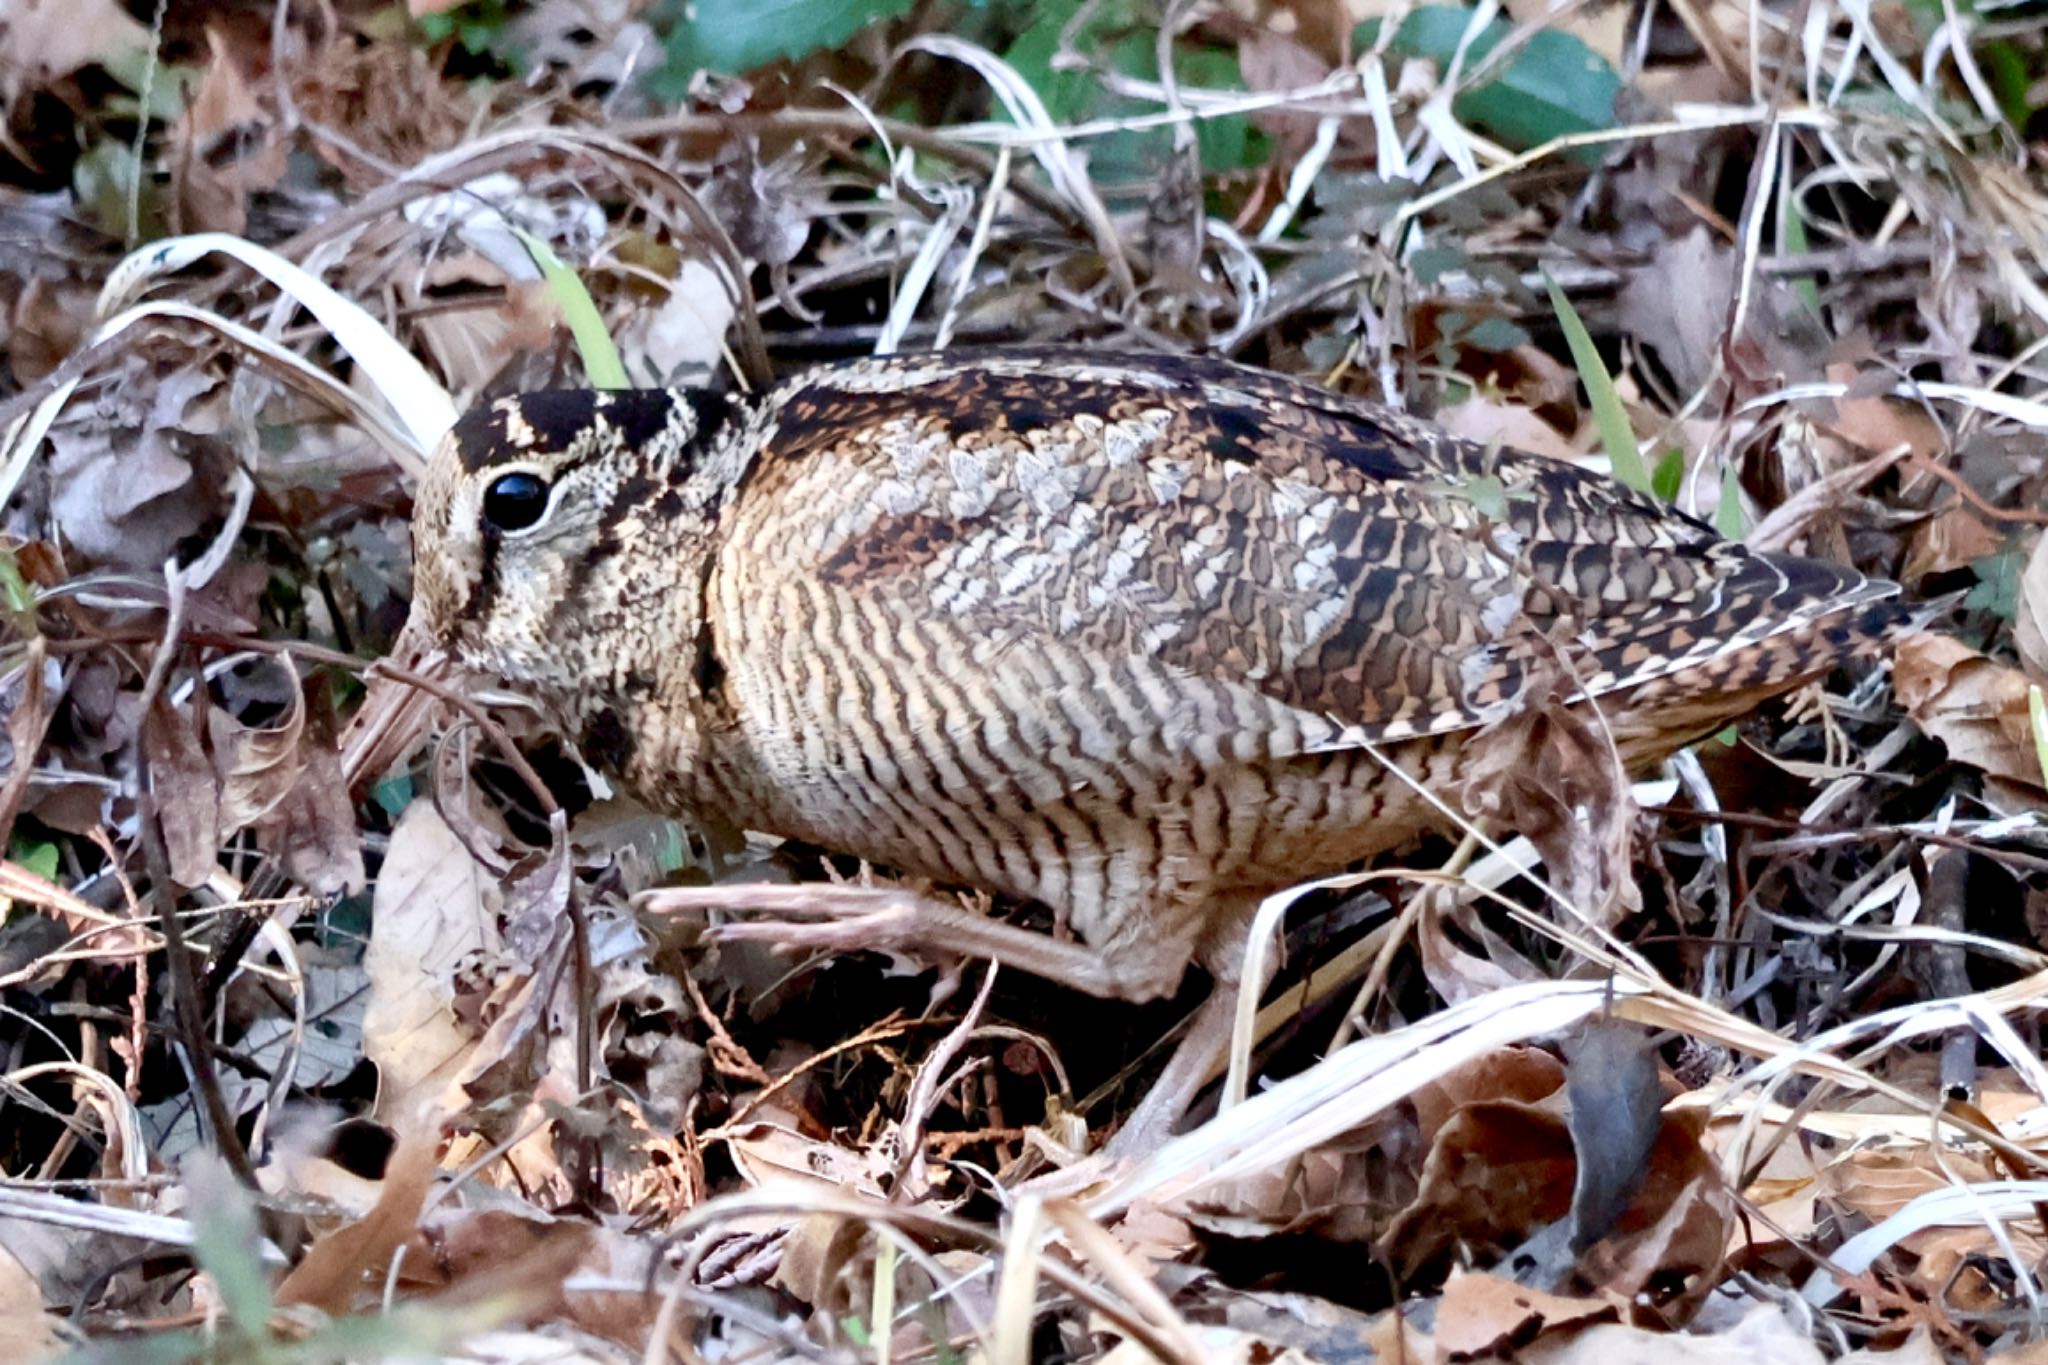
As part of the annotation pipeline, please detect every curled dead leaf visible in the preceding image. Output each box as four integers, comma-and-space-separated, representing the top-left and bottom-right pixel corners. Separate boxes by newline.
1461, 691, 1640, 926
1894, 634, 2046, 794
364, 800, 499, 1121
169, 29, 286, 235
207, 654, 307, 835
259, 738, 366, 896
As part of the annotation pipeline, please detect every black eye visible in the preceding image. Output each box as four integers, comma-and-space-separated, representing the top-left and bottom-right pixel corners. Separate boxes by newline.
482, 472, 550, 533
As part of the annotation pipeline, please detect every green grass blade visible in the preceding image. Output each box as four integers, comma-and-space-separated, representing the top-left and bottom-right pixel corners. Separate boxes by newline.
1544, 268, 1649, 495
512, 227, 628, 390
1716, 461, 1749, 539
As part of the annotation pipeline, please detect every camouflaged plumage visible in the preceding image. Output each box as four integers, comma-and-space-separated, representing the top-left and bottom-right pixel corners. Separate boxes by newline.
410, 348, 1902, 1001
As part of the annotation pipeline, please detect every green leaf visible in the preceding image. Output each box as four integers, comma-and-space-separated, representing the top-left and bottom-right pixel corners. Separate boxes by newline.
1782, 196, 1822, 316
1463, 315, 1531, 352
1408, 244, 1467, 284
999, 0, 1265, 182
1983, 38, 2032, 131
656, 0, 916, 79
1543, 269, 1648, 494
0, 546, 36, 623
871, 1238, 898, 1365
10, 839, 59, 882
511, 228, 628, 390
1716, 461, 1748, 540
1463, 474, 1510, 521
1361, 6, 1623, 155
372, 774, 415, 819
1650, 449, 1684, 502
1968, 551, 2024, 620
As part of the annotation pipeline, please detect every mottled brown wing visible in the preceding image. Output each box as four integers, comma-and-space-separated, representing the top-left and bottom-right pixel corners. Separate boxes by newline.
746, 348, 1896, 744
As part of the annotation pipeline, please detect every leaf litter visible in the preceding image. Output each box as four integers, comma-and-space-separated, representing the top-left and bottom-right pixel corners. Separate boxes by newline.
2, 0, 2048, 1360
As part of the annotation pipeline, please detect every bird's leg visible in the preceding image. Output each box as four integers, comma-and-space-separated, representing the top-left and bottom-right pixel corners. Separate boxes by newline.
1103, 896, 1277, 1158
635, 883, 1138, 999
1101, 983, 1243, 1159
641, 882, 1262, 1160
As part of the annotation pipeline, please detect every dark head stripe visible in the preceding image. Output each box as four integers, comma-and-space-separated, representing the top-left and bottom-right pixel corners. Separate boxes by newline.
452, 389, 693, 473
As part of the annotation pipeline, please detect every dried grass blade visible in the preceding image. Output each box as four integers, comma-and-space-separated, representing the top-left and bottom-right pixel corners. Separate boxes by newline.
96, 232, 456, 451
900, 34, 1137, 301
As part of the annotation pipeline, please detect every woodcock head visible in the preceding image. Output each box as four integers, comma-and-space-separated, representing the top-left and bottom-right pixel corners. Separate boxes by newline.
410, 386, 745, 708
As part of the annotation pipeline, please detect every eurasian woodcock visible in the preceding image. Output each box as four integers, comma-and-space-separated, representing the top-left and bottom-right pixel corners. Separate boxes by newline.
406, 348, 1902, 1148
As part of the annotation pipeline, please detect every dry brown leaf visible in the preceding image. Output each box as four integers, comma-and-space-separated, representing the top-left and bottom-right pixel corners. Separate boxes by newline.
1820, 363, 1947, 460
1902, 504, 2005, 583
1410, 1045, 1566, 1149
1418, 887, 1545, 1003
363, 801, 498, 1122
405, 254, 560, 396
1431, 1270, 1616, 1360
620, 260, 740, 386
275, 1125, 441, 1315
1435, 395, 1580, 460
1099, 1326, 1320, 1365
143, 699, 221, 889
1461, 693, 1639, 925
8, 277, 92, 385
207, 656, 306, 835
1618, 229, 1734, 397
1237, 24, 1335, 145
727, 1109, 892, 1199
259, 738, 366, 895
1894, 634, 2046, 793
1383, 1099, 1577, 1277
1520, 1303, 1826, 1363
0, 1240, 61, 1361
1841, 1332, 1950, 1364
1818, 1147, 1996, 1225
46, 368, 223, 570
409, 1211, 624, 1341
0, 0, 150, 107
0, 648, 58, 849
169, 29, 286, 235
1361, 1304, 1430, 1363
1908, 1222, 2048, 1313
1500, 0, 1628, 62
1577, 1168, 1729, 1307
1181, 1127, 1407, 1244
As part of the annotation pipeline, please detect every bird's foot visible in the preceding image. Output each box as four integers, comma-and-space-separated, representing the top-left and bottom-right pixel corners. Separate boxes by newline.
635, 883, 1131, 996
644, 883, 936, 957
